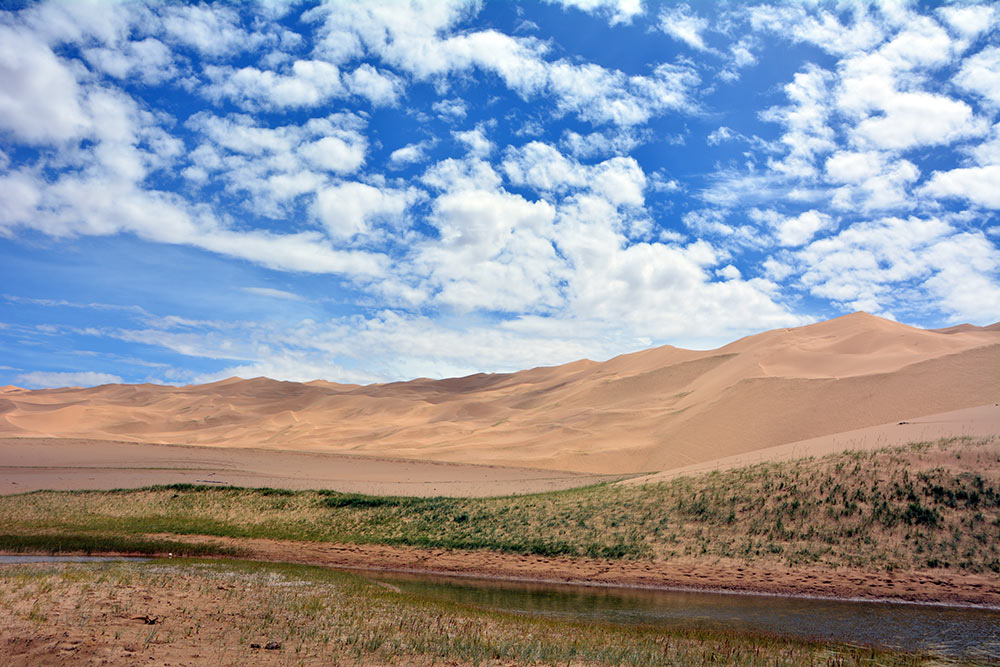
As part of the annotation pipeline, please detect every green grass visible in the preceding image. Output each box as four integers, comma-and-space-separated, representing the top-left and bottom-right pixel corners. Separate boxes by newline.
1, 436, 998, 572
0, 533, 245, 558
0, 558, 941, 665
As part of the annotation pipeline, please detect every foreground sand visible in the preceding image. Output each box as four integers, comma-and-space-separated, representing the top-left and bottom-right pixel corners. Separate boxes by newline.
3, 312, 998, 474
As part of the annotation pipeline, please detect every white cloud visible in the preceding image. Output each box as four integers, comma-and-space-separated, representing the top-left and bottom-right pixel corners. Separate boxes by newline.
955, 46, 1000, 107
921, 165, 1000, 209
759, 65, 835, 179
824, 150, 884, 184
560, 128, 646, 158
453, 125, 494, 158
344, 63, 403, 106
503, 141, 585, 193
851, 91, 981, 151
752, 209, 836, 247
182, 112, 371, 214
417, 189, 562, 312
313, 182, 416, 238
432, 98, 467, 120
502, 141, 646, 208
204, 60, 344, 109
83, 38, 176, 84
967, 123, 1000, 166
824, 152, 920, 211
937, 5, 997, 41
0, 23, 90, 144
16, 371, 124, 389
160, 4, 263, 58
309, 0, 698, 127
389, 140, 434, 168
242, 287, 307, 301
795, 217, 1000, 322
659, 4, 710, 51
749, 4, 885, 56
707, 126, 736, 145
0, 163, 389, 278
299, 133, 367, 174
422, 157, 503, 192
543, 0, 643, 26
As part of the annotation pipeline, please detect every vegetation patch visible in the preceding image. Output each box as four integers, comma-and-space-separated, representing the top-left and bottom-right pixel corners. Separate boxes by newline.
1, 436, 997, 572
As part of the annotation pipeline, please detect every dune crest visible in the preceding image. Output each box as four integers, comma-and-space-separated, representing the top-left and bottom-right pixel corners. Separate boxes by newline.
2, 313, 998, 474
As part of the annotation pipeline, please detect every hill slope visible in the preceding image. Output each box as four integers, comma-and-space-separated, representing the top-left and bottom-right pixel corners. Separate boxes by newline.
2, 312, 998, 473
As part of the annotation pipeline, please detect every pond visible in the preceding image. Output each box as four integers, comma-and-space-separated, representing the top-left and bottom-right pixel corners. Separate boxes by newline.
372, 571, 1000, 661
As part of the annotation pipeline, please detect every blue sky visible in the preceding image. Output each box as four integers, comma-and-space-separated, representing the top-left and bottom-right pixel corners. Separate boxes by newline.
1, 0, 999, 389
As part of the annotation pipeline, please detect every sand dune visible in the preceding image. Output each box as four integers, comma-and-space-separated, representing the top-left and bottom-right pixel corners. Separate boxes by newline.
1, 312, 998, 474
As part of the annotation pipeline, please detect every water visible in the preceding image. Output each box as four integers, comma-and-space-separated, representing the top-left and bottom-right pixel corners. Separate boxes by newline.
0, 555, 150, 564
373, 572, 1000, 660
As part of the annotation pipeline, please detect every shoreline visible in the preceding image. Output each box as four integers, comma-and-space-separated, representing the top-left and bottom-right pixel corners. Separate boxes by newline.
6, 534, 999, 609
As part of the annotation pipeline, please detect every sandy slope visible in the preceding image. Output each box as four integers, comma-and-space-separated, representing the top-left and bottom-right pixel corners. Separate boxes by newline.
628, 404, 1000, 485
1, 312, 998, 475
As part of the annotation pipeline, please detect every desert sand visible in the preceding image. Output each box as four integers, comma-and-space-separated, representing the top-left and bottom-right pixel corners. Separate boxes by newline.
1, 312, 998, 482
0, 437, 626, 496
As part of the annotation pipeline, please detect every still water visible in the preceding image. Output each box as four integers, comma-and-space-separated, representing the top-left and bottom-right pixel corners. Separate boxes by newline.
373, 572, 1000, 661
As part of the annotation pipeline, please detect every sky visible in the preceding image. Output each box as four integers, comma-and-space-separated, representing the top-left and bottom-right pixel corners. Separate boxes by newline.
1, 0, 999, 389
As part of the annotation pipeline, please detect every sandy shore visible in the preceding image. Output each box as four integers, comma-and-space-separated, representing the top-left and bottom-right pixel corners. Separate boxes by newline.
85, 534, 995, 608
0, 437, 628, 497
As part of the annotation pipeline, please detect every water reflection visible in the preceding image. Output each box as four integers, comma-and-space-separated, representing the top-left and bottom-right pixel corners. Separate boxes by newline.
375, 572, 1000, 660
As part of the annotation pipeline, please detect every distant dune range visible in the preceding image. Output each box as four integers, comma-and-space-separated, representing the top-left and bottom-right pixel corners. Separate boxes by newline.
1, 312, 998, 477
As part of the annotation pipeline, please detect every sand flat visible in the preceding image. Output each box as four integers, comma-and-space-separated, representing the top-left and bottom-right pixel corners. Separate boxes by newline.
0, 438, 627, 497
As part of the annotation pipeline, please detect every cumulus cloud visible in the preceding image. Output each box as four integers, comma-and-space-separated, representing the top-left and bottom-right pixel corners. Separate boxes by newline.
502, 141, 645, 207
921, 165, 1000, 209
313, 182, 416, 238
160, 4, 263, 57
308, 0, 698, 127
432, 98, 467, 120
543, 0, 643, 26
794, 217, 1000, 321
453, 125, 494, 158
752, 209, 836, 247
389, 140, 434, 168
0, 23, 90, 143
659, 4, 710, 51
955, 46, 1000, 107
299, 133, 368, 174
